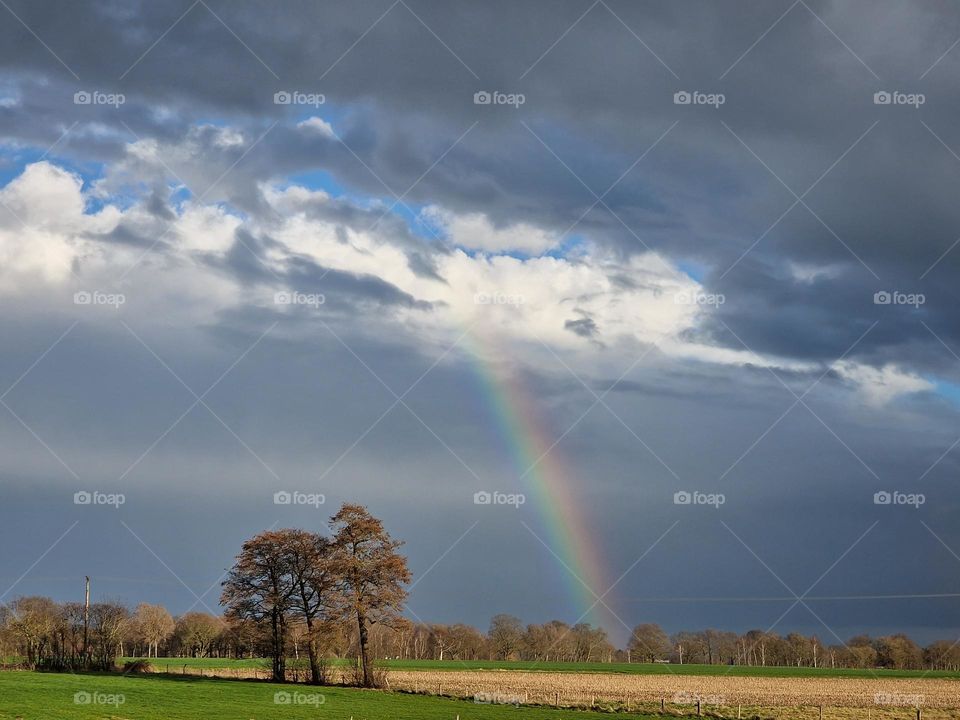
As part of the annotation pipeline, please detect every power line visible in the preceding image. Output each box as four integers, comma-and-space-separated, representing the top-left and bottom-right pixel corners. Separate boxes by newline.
621, 593, 960, 603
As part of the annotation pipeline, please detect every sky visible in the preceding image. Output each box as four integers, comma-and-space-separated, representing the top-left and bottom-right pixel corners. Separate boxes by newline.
1, 0, 960, 648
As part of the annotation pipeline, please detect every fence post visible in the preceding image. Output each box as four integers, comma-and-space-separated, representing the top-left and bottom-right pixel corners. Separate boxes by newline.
696, 699, 701, 716
819, 705, 823, 720
737, 704, 741, 719
555, 691, 559, 707
661, 697, 665, 711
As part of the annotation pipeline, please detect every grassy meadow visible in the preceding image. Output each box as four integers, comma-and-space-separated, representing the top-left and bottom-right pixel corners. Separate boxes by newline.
0, 672, 659, 720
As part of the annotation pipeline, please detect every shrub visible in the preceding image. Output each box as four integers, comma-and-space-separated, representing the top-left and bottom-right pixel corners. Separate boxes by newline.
122, 659, 153, 674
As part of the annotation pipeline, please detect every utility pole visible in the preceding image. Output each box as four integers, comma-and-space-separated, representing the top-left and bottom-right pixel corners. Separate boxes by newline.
83, 576, 90, 665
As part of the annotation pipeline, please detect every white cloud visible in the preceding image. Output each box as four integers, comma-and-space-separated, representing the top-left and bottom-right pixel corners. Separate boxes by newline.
0, 163, 934, 406
835, 361, 934, 406
297, 116, 335, 139
422, 205, 558, 255
787, 261, 846, 284
0, 162, 120, 285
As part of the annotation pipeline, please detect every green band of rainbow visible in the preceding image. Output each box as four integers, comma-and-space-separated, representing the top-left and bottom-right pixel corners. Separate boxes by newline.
465, 330, 614, 627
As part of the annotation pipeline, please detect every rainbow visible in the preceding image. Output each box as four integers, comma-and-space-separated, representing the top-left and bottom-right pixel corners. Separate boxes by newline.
464, 329, 615, 629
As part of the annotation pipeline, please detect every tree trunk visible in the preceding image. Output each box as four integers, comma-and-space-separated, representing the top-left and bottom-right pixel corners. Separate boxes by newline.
306, 638, 321, 685
357, 610, 372, 687
271, 611, 286, 682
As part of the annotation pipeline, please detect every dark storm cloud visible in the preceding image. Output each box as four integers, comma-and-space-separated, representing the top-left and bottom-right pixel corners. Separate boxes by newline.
2, 0, 955, 365
3, 0, 960, 643
564, 313, 599, 339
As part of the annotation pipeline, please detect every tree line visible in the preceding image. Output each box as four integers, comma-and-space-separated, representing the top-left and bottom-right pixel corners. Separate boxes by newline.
3, 503, 959, 677
625, 624, 960, 671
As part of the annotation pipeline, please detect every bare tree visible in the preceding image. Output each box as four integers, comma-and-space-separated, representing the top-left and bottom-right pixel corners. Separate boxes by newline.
174, 612, 224, 658
628, 623, 669, 662
89, 602, 130, 669
7, 597, 58, 668
134, 603, 174, 658
488, 614, 524, 660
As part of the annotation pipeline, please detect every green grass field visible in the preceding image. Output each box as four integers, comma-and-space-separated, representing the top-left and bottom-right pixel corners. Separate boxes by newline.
128, 656, 960, 679
0, 672, 658, 720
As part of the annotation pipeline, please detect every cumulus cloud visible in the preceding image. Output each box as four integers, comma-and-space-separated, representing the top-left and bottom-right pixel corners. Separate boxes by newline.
297, 116, 336, 139
422, 205, 559, 255
835, 362, 935, 406
0, 163, 120, 285
0, 162, 933, 407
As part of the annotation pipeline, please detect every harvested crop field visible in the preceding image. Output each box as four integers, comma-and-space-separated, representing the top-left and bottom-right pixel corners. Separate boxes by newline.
160, 665, 960, 717
385, 669, 957, 709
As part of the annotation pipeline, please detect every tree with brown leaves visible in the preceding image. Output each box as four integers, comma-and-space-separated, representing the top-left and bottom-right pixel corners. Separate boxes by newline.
221, 530, 296, 681
282, 528, 341, 684
329, 504, 411, 687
